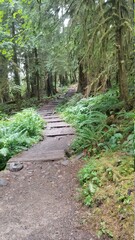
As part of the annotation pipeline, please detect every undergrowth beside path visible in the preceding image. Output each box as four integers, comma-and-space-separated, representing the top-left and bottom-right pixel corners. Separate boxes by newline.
0, 108, 45, 170
57, 90, 134, 240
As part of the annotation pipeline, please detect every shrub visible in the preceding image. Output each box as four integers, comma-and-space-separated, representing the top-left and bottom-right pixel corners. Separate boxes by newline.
0, 108, 45, 170
58, 90, 134, 155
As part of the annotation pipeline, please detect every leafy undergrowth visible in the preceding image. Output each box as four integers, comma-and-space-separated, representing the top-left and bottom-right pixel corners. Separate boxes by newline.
0, 108, 45, 170
0, 97, 40, 115
57, 90, 134, 239
78, 152, 134, 240
57, 91, 134, 155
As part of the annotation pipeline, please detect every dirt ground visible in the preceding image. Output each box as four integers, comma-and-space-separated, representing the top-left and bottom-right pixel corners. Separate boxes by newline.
0, 90, 100, 240
0, 158, 100, 240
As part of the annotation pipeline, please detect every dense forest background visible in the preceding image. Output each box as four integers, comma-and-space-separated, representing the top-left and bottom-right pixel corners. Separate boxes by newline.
0, 1, 135, 239
0, 0, 134, 108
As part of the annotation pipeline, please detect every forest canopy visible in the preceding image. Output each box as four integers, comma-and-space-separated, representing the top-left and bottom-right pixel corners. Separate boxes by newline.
0, 0, 134, 109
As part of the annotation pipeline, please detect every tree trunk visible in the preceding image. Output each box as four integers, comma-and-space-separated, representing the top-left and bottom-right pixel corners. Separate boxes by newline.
0, 55, 9, 102
54, 73, 57, 93
116, 26, 129, 105
34, 48, 40, 100
24, 53, 30, 98
59, 75, 65, 87
114, 0, 129, 106
77, 60, 87, 94
12, 19, 21, 100
28, 51, 36, 97
46, 72, 54, 97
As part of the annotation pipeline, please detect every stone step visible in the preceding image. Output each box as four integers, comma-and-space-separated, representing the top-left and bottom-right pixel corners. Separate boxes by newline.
45, 118, 63, 123
47, 122, 70, 128
42, 115, 59, 119
9, 150, 65, 163
40, 111, 54, 114
45, 127, 75, 137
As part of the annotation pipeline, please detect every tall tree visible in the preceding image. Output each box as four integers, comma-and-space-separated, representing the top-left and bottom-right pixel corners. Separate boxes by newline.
0, 0, 134, 108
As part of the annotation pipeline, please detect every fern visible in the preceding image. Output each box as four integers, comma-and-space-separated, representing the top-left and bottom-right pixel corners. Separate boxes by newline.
0, 108, 45, 170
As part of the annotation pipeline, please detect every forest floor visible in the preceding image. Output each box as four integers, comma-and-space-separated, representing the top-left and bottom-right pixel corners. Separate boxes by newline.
0, 89, 103, 240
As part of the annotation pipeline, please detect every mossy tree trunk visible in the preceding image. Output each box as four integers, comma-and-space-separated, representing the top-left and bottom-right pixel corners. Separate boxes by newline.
24, 53, 31, 98
114, 0, 129, 106
0, 55, 9, 102
116, 27, 129, 104
34, 48, 40, 101
11, 18, 21, 101
77, 60, 87, 94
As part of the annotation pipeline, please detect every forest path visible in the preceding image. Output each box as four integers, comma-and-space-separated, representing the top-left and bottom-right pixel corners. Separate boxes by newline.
0, 89, 98, 240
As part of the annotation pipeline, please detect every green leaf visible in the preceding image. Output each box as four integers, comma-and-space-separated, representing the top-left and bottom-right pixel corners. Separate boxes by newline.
0, 147, 9, 157
89, 182, 96, 194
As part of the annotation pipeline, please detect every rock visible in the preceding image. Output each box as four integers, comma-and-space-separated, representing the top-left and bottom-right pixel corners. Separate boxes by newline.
61, 159, 69, 166
64, 148, 72, 158
0, 178, 8, 186
7, 162, 24, 172
71, 153, 85, 163
75, 153, 85, 160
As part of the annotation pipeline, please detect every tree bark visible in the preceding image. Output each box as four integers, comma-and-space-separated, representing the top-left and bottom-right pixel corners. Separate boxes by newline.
24, 53, 30, 98
114, 0, 129, 106
0, 55, 9, 102
54, 73, 57, 93
34, 48, 40, 100
46, 72, 54, 96
116, 26, 129, 105
12, 18, 21, 100
77, 60, 87, 94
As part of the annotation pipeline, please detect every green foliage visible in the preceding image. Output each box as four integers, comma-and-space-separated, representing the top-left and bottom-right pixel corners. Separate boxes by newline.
58, 91, 134, 155
77, 152, 133, 212
97, 221, 113, 238
0, 102, 16, 114
0, 111, 8, 120
0, 108, 45, 170
78, 161, 101, 206
58, 90, 134, 239
0, 97, 41, 115
71, 111, 108, 154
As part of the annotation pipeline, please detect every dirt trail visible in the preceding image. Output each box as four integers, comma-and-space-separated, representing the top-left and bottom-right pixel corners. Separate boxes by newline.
0, 89, 98, 240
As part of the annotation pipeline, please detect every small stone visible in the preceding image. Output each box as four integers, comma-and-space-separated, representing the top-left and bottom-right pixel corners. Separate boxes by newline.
13, 175, 17, 179
58, 175, 62, 178
61, 159, 69, 166
7, 162, 24, 172
64, 148, 72, 158
0, 178, 8, 186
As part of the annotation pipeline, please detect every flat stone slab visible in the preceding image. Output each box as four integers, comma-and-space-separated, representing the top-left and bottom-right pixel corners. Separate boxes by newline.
39, 110, 55, 114
45, 127, 75, 137
42, 115, 59, 119
43, 104, 58, 108
47, 122, 70, 128
9, 129, 74, 162
45, 118, 64, 123
9, 135, 74, 163
10, 150, 65, 162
